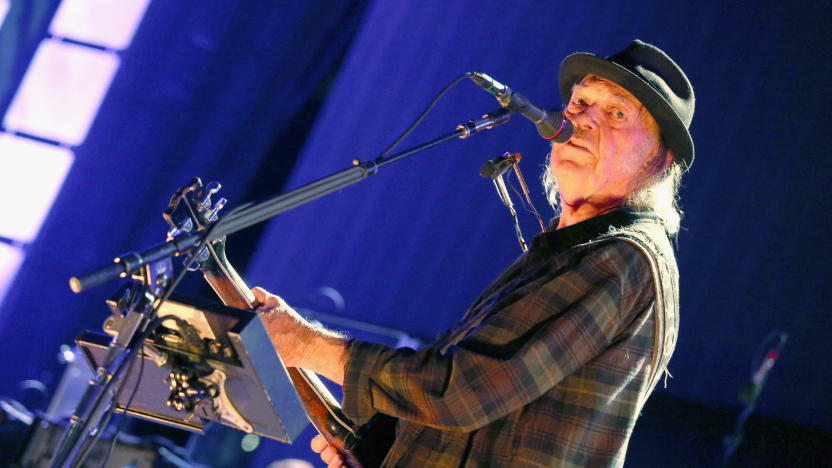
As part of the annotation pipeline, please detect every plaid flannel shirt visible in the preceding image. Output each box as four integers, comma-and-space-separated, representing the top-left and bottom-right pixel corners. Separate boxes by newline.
343, 209, 679, 467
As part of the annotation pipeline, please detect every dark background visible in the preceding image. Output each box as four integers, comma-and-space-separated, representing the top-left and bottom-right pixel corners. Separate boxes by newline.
0, 1, 829, 466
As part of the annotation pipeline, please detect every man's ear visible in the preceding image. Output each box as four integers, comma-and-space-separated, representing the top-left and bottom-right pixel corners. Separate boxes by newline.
645, 147, 674, 177
661, 148, 675, 173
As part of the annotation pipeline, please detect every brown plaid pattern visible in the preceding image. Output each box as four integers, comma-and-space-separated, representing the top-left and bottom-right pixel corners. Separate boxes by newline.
342, 210, 679, 467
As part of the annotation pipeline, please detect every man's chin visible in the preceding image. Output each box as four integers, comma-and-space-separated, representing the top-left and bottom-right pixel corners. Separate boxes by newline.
553, 158, 583, 169
552, 147, 593, 167
551, 157, 591, 179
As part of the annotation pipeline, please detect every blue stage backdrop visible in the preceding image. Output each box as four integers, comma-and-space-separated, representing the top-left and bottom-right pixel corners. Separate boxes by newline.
0, 0, 829, 466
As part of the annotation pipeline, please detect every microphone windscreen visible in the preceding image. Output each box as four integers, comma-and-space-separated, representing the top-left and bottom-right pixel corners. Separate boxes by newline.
542, 112, 574, 143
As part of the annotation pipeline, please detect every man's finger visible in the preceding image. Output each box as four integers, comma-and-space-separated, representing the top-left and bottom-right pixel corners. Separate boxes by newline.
321, 445, 341, 466
251, 286, 268, 306
321, 446, 343, 468
310, 434, 328, 453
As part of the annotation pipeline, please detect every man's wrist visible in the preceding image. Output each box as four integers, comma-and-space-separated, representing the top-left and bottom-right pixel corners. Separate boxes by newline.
298, 327, 349, 385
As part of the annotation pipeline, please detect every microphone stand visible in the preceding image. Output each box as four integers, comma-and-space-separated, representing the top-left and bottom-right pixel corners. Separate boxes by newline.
70, 107, 511, 293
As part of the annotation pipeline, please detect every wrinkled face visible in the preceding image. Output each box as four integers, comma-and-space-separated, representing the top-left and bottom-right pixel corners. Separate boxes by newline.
550, 75, 667, 211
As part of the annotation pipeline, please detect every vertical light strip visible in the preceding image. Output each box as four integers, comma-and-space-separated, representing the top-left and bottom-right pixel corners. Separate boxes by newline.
0, 1, 10, 30
0, 242, 24, 306
0, 134, 74, 242
0, 0, 150, 309
49, 0, 151, 50
3, 39, 119, 146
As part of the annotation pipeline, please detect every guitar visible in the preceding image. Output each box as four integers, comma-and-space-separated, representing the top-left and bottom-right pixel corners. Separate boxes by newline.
164, 178, 395, 468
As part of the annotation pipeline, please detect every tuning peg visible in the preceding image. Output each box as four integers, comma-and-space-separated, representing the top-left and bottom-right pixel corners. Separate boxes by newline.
207, 197, 227, 222
205, 180, 221, 193
185, 246, 210, 271
167, 217, 194, 238
199, 181, 222, 209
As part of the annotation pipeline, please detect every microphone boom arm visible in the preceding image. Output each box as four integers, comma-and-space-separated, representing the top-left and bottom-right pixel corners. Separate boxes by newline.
70, 108, 511, 293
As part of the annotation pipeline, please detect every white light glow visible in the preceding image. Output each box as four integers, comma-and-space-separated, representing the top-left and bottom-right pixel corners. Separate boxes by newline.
49, 0, 151, 50
3, 39, 119, 146
0, 1, 10, 30
0, 243, 24, 307
0, 133, 74, 243
240, 433, 260, 452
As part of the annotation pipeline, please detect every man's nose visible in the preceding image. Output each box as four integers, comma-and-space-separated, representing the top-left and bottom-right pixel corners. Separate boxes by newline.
568, 106, 599, 131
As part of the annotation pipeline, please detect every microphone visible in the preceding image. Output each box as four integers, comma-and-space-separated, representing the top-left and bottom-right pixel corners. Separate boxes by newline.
739, 349, 778, 404
739, 332, 787, 404
468, 72, 574, 143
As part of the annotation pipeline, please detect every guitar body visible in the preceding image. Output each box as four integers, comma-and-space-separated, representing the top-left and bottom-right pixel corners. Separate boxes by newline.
350, 414, 399, 467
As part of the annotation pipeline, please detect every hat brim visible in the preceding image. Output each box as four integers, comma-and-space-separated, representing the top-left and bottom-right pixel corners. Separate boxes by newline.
558, 53, 694, 169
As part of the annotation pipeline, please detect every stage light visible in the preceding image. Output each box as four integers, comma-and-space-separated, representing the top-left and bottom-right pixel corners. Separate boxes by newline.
0, 1, 9, 30
49, 0, 151, 50
241, 433, 260, 452
0, 242, 24, 306
3, 38, 119, 146
0, 133, 73, 243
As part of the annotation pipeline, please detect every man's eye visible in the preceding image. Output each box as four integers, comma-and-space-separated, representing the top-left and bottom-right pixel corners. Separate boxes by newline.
613, 110, 626, 119
576, 98, 587, 106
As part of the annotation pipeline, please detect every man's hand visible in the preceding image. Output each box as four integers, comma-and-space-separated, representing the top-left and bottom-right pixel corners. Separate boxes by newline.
252, 286, 314, 369
310, 434, 345, 468
251, 286, 349, 385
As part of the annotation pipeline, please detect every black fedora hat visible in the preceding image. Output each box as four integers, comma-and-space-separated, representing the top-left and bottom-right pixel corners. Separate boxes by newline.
558, 39, 695, 170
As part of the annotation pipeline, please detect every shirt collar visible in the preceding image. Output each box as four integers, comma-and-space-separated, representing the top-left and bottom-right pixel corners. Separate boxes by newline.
530, 207, 658, 254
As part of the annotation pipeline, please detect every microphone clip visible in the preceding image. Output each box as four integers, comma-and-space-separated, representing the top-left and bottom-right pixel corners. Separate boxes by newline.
479, 152, 547, 253
479, 152, 521, 180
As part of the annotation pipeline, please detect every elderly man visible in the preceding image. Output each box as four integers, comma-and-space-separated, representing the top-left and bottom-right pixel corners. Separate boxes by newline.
254, 39, 694, 467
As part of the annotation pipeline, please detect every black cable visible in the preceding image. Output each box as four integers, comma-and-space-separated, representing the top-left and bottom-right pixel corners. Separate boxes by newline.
509, 166, 546, 232
375, 73, 471, 162
87, 315, 185, 467
505, 170, 539, 222
99, 344, 146, 468
81, 316, 183, 466
510, 206, 527, 252
72, 344, 140, 467
182, 74, 475, 245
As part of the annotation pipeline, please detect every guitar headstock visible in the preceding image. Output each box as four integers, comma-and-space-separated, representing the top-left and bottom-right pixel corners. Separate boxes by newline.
164, 177, 227, 270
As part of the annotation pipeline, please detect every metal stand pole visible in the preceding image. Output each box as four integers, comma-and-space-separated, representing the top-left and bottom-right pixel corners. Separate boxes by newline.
50, 261, 172, 467
70, 108, 510, 293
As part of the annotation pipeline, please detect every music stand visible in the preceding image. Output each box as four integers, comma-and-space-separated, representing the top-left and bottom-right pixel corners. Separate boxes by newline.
76, 293, 308, 443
